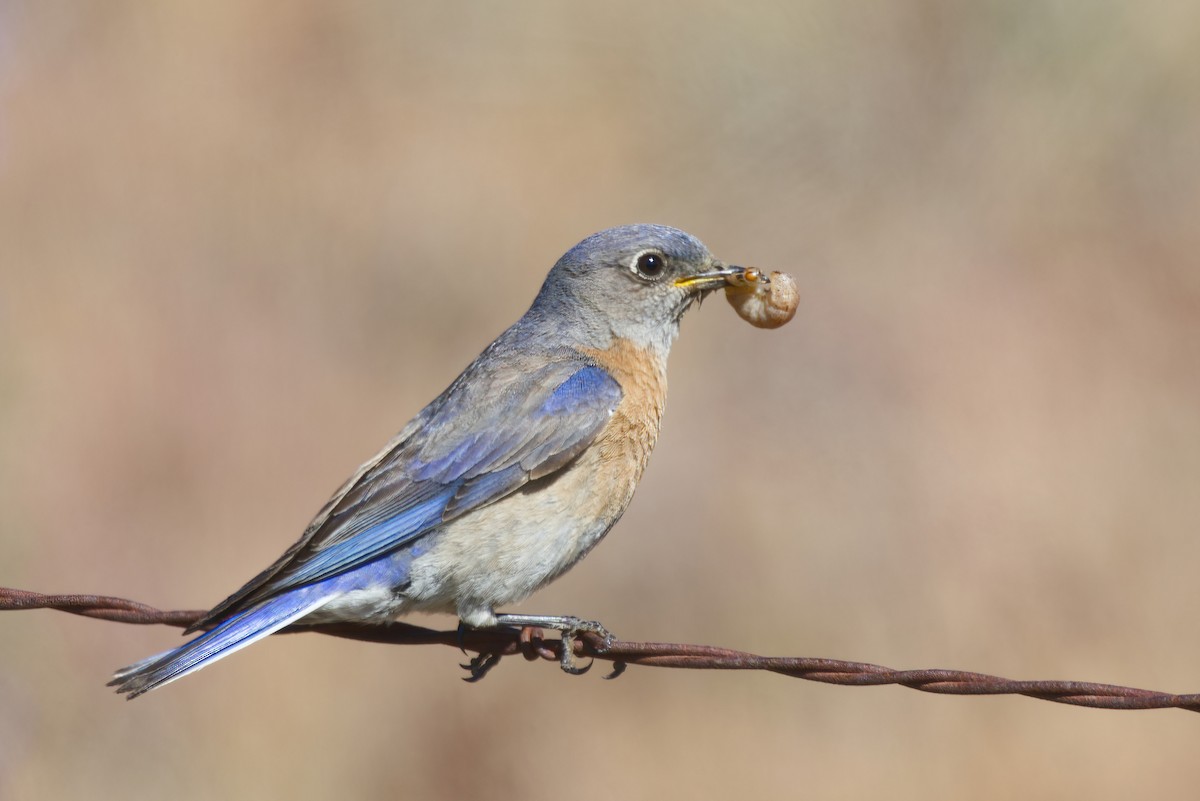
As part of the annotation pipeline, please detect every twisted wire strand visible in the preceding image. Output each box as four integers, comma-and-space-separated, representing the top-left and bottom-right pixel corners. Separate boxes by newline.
3, 586, 1196, 713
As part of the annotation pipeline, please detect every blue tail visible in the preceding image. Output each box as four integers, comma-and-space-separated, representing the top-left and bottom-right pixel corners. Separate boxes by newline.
109, 586, 333, 698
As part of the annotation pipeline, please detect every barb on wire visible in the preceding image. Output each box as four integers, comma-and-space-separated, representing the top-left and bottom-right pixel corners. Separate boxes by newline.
3, 586, 1197, 714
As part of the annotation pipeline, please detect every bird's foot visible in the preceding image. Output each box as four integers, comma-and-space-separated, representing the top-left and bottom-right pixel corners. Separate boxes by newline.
494, 613, 615, 675
460, 650, 503, 682
457, 619, 507, 682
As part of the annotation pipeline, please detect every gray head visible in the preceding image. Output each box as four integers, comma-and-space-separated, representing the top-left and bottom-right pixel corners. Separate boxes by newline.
525, 224, 740, 353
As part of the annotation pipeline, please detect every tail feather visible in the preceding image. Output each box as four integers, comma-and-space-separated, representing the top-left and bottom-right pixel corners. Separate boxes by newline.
110, 590, 332, 698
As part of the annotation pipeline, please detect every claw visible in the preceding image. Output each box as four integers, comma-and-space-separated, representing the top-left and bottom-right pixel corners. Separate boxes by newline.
603, 661, 627, 680
461, 651, 503, 682
560, 650, 594, 675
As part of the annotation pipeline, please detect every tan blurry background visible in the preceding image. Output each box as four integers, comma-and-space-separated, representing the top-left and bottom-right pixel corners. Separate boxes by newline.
2, 2, 1199, 798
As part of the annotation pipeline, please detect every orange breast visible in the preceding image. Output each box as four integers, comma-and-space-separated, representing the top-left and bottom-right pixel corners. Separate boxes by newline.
578, 338, 669, 483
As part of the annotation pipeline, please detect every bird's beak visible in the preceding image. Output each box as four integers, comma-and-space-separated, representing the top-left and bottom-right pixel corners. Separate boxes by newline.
674, 263, 746, 291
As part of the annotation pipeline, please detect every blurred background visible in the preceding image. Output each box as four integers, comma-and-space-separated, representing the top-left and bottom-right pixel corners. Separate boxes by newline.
2, 2, 1198, 798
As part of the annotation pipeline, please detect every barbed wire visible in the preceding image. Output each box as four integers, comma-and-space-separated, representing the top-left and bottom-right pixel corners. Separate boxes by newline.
3, 585, 1196, 713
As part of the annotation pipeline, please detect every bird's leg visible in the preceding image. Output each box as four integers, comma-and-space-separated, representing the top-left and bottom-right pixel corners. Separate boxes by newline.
494, 613, 615, 675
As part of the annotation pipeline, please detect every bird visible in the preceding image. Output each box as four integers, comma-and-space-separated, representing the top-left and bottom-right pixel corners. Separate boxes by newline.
110, 224, 750, 698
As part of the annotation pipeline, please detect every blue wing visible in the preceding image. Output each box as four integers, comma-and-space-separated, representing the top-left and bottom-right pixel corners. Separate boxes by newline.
189, 351, 622, 630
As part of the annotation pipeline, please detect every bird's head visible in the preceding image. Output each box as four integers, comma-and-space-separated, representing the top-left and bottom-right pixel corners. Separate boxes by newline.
529, 224, 742, 353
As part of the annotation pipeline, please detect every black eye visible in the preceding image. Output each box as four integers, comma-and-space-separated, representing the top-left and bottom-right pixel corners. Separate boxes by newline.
633, 251, 666, 279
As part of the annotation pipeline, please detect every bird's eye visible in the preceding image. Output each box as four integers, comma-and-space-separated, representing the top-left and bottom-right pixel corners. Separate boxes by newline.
632, 251, 666, 280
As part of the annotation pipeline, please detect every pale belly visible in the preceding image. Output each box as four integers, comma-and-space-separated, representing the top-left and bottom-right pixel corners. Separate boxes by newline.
401, 440, 640, 627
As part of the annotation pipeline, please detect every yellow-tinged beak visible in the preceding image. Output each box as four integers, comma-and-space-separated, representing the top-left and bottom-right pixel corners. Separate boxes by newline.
674, 264, 747, 291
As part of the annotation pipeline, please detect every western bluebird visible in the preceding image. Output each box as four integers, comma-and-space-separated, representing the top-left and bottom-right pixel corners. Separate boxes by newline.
111, 224, 754, 697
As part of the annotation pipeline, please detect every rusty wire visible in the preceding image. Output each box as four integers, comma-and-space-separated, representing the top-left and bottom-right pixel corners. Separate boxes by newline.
3, 585, 1197, 713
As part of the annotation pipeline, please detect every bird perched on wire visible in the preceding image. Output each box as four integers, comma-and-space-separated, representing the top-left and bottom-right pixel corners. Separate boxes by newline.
111, 224, 758, 698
